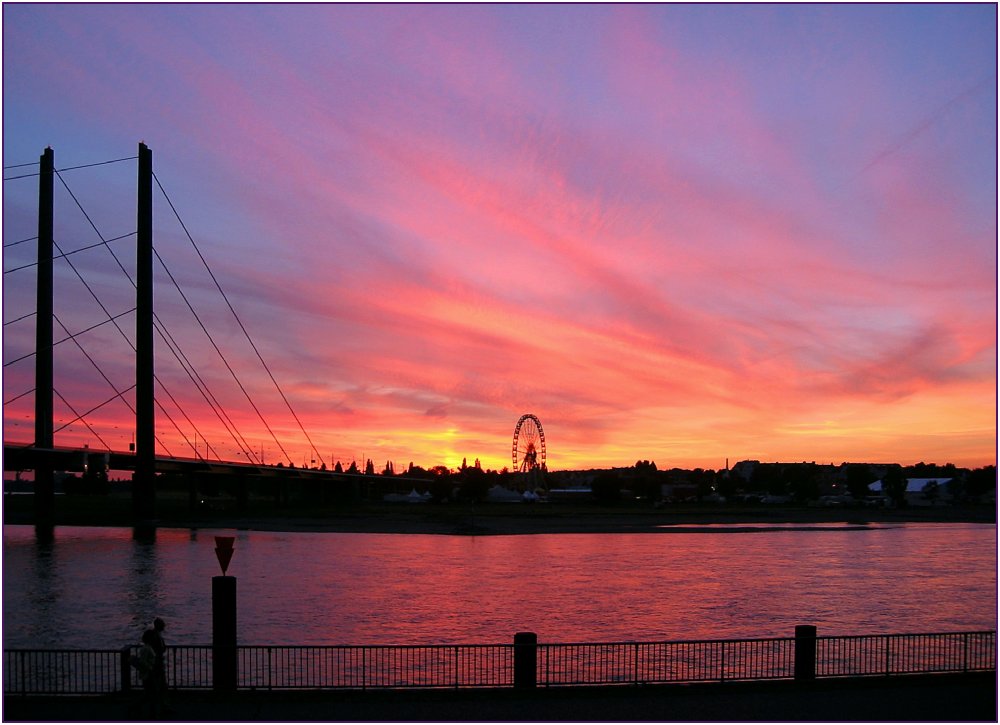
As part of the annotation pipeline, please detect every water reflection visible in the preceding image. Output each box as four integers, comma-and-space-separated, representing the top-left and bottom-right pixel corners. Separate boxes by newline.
126, 530, 162, 636
26, 529, 60, 646
2, 524, 996, 649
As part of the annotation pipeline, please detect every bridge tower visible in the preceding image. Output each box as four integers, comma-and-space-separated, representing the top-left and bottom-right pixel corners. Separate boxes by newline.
133, 142, 156, 522
23, 143, 157, 525
33, 147, 55, 527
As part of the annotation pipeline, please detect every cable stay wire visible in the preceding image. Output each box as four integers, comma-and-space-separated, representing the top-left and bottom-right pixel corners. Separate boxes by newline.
50, 238, 134, 347
3, 171, 39, 181
152, 246, 287, 465
4, 311, 36, 327
152, 318, 258, 463
4, 232, 137, 275
52, 387, 118, 449
153, 376, 223, 461
54, 171, 259, 464
4, 155, 138, 182
53, 313, 201, 459
43, 239, 201, 459
3, 308, 135, 368
3, 160, 39, 170
52, 384, 176, 459
57, 157, 138, 173
154, 172, 326, 468
4, 235, 38, 249
4, 388, 35, 406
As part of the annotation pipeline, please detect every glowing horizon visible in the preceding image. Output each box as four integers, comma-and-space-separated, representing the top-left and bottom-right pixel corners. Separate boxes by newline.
2, 4, 996, 473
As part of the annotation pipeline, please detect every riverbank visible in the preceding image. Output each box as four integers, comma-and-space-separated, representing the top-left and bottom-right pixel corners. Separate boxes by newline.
3, 493, 994, 535
3, 672, 996, 721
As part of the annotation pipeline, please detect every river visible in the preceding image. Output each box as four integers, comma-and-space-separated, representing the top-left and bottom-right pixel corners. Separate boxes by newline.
2, 522, 995, 649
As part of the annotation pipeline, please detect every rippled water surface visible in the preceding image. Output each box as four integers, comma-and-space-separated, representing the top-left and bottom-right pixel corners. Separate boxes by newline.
3, 523, 995, 648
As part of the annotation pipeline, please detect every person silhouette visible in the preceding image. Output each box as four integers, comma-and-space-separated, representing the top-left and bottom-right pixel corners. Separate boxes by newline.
151, 617, 170, 713
130, 629, 159, 718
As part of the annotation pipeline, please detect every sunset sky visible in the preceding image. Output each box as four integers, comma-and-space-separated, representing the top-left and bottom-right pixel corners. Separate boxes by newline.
2, 4, 996, 472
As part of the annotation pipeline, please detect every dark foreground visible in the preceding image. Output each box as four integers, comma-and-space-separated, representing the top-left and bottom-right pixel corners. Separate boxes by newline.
3, 673, 996, 722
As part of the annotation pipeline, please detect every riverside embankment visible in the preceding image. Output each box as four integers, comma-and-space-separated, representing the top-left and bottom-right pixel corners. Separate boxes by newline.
3, 672, 996, 722
2, 493, 994, 535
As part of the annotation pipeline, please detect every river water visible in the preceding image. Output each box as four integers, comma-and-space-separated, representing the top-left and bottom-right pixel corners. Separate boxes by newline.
2, 523, 995, 649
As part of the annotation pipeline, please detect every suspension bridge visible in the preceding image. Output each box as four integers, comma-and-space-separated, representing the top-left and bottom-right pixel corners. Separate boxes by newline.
3, 144, 349, 525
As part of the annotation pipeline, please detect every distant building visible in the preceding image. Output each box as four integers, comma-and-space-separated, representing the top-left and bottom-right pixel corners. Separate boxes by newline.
869, 478, 953, 507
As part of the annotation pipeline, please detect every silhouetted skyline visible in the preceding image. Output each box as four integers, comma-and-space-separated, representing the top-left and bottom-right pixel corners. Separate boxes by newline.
2, 4, 995, 472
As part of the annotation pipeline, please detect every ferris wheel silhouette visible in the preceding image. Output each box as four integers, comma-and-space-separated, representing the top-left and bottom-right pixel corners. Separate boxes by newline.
512, 414, 546, 473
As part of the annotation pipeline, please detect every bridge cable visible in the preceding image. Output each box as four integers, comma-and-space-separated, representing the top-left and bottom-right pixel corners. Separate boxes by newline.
3, 306, 135, 369
3, 171, 40, 181
51, 313, 188, 458
151, 317, 256, 462
4, 311, 36, 327
51, 385, 177, 459
3, 235, 38, 249
4, 388, 35, 406
152, 246, 285, 464
45, 237, 219, 460
4, 232, 137, 275
3, 156, 138, 182
52, 387, 118, 450
154, 173, 326, 468
53, 171, 257, 462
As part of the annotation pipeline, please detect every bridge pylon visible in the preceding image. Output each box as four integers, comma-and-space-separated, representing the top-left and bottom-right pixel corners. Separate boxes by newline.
33, 147, 55, 527
133, 142, 156, 522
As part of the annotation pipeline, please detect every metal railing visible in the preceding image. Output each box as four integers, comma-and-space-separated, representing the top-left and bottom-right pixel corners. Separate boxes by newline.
5, 630, 994, 695
3, 649, 122, 694
537, 637, 796, 686
236, 644, 513, 689
816, 631, 997, 677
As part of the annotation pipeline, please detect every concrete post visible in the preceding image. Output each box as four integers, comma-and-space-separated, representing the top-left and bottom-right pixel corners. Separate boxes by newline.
794, 625, 817, 681
513, 631, 537, 689
212, 576, 237, 691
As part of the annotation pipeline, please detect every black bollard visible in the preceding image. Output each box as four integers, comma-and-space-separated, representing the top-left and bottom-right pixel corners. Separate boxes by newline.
513, 632, 537, 689
794, 625, 817, 681
212, 576, 237, 691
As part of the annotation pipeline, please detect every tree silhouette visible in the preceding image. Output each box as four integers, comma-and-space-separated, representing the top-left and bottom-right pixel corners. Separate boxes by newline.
881, 466, 908, 507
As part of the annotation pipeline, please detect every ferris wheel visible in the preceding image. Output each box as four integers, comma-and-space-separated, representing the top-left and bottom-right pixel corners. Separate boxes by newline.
512, 414, 546, 473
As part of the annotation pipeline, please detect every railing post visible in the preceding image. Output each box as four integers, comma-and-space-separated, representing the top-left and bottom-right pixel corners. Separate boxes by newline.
963, 632, 969, 673
120, 647, 132, 693
513, 632, 537, 689
794, 625, 817, 681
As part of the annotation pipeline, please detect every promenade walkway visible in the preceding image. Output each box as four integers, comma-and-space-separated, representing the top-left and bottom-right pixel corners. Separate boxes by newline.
3, 672, 995, 722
